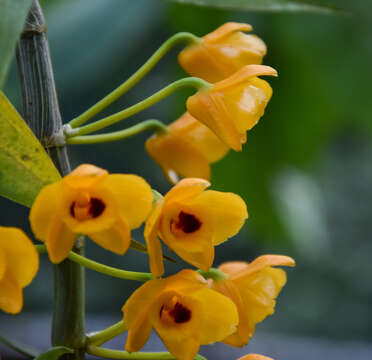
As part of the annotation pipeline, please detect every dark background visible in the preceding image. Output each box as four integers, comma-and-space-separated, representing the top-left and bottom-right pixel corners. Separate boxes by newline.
1, 0, 372, 359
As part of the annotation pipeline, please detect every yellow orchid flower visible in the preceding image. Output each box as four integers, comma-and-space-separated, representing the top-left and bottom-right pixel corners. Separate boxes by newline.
123, 269, 239, 360
145, 178, 248, 276
211, 255, 295, 347
0, 227, 39, 314
179, 22, 267, 83
238, 354, 274, 360
30, 164, 153, 263
187, 64, 277, 151
146, 112, 229, 183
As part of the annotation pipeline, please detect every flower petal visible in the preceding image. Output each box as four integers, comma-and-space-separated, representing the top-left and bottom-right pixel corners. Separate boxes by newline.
158, 333, 200, 360
238, 354, 274, 360
101, 174, 153, 229
29, 181, 64, 242
204, 22, 253, 43
89, 216, 130, 255
0, 227, 39, 287
47, 218, 76, 263
229, 255, 295, 280
0, 272, 23, 314
63, 164, 108, 189
0, 250, 6, 281
144, 200, 165, 277
164, 178, 210, 204
125, 312, 153, 353
146, 131, 211, 183
187, 190, 248, 245
190, 287, 239, 344
123, 279, 166, 328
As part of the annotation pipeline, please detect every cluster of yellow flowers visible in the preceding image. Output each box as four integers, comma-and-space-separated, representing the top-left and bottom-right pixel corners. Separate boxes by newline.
0, 23, 294, 360
146, 22, 276, 183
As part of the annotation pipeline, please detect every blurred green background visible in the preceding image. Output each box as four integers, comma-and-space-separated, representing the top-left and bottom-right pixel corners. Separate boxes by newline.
1, 0, 372, 355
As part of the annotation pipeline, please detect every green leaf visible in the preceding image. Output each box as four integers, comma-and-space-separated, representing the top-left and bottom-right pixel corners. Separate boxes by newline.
130, 238, 176, 263
34, 346, 74, 360
167, 0, 342, 14
0, 0, 33, 89
0, 335, 39, 358
0, 91, 61, 207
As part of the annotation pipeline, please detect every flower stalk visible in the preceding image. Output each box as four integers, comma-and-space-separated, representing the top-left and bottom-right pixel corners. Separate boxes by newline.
87, 320, 127, 346
69, 32, 200, 128
66, 119, 168, 144
67, 77, 210, 137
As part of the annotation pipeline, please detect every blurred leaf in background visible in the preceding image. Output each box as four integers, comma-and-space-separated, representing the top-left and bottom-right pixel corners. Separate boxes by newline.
0, 0, 32, 89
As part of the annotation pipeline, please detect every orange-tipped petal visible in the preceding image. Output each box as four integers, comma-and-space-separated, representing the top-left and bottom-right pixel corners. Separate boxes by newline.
238, 354, 274, 360
29, 182, 64, 242
89, 217, 130, 255
0, 227, 39, 288
0, 273, 23, 314
229, 255, 295, 280
102, 174, 153, 229
204, 22, 253, 43
144, 200, 165, 277
187, 190, 248, 245
164, 178, 210, 203
214, 65, 277, 92
47, 219, 76, 263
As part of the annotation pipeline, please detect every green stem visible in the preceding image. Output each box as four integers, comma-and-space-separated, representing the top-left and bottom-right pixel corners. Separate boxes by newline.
36, 245, 154, 282
197, 268, 228, 282
69, 32, 200, 128
67, 77, 209, 137
67, 251, 153, 282
87, 320, 127, 346
66, 120, 168, 144
86, 346, 206, 360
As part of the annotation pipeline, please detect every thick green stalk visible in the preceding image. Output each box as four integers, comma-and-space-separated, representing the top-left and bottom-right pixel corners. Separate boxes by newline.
69, 32, 200, 128
16, 1, 85, 358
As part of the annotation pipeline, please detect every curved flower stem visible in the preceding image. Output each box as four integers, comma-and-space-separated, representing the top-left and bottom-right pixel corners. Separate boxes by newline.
36, 244, 154, 282
86, 346, 206, 360
87, 320, 127, 346
66, 120, 168, 145
67, 77, 210, 137
198, 268, 228, 282
68, 32, 200, 129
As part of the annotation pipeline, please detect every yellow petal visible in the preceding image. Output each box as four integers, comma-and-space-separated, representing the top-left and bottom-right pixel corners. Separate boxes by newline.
123, 278, 166, 328
47, 218, 76, 263
164, 178, 210, 204
29, 181, 64, 242
169, 113, 229, 164
0, 272, 23, 314
187, 89, 243, 151
144, 200, 165, 277
238, 354, 274, 360
190, 287, 239, 344
214, 280, 252, 347
0, 227, 39, 287
151, 291, 202, 360
159, 201, 215, 271
146, 131, 211, 184
0, 250, 5, 281
125, 312, 153, 353
63, 164, 108, 189
229, 255, 295, 280
204, 22, 253, 43
89, 216, 130, 255
187, 190, 248, 245
101, 174, 153, 229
